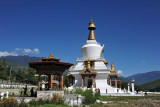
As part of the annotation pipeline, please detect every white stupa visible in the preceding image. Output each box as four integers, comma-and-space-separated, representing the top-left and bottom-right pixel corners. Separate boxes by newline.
67, 19, 121, 93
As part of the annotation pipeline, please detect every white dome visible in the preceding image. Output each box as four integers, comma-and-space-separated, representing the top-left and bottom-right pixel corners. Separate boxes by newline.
81, 40, 103, 59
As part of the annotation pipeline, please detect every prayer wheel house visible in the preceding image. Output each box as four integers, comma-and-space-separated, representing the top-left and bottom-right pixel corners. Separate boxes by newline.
29, 53, 73, 98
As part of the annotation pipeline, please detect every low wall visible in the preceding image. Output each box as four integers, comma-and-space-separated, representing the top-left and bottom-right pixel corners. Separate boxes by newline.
37, 90, 64, 99
0, 84, 37, 88
0, 89, 20, 95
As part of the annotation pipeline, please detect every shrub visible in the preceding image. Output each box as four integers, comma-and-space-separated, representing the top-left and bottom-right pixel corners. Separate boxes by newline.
44, 98, 52, 104
94, 92, 101, 100
75, 87, 83, 94
19, 97, 29, 107
81, 89, 96, 105
29, 99, 39, 106
0, 97, 18, 107
51, 94, 64, 104
37, 98, 46, 105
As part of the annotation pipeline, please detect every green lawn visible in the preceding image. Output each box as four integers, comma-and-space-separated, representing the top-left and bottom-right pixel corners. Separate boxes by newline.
99, 95, 160, 101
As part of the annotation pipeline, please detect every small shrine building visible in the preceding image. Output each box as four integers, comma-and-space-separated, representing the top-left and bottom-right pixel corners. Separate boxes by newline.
29, 52, 73, 90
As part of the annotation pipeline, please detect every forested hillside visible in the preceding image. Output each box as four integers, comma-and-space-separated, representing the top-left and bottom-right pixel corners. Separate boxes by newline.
0, 59, 37, 85
141, 79, 160, 92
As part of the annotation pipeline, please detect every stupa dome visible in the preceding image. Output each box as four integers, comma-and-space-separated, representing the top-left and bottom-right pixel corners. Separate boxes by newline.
81, 19, 104, 59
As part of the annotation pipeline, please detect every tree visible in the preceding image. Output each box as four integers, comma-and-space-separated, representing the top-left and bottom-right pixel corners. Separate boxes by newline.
0, 61, 7, 80
63, 73, 69, 87
27, 68, 37, 84
0, 61, 5, 71
121, 81, 128, 89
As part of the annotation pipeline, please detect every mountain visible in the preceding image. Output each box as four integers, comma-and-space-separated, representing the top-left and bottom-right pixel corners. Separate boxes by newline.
0, 55, 42, 66
122, 71, 160, 85
1, 56, 160, 85
0, 59, 27, 71
141, 79, 160, 92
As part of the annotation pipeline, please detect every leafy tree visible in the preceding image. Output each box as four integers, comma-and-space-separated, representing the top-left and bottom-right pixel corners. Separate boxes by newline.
121, 81, 128, 89
0, 61, 7, 80
63, 73, 69, 87
0, 61, 5, 71
81, 89, 96, 105
0, 72, 7, 80
27, 68, 37, 84
135, 84, 142, 91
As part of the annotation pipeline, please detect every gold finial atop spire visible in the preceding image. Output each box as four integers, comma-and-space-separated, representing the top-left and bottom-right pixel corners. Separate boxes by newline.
49, 52, 53, 59
111, 63, 115, 71
91, 18, 93, 22
88, 18, 96, 40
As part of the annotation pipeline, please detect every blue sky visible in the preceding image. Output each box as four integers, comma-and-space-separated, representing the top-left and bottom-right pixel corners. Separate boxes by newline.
0, 0, 160, 76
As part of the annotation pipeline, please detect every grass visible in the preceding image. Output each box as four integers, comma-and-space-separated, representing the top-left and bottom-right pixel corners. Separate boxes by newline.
95, 95, 160, 107
99, 95, 160, 101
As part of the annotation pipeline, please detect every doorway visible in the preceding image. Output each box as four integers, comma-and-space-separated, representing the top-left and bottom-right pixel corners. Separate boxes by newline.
87, 79, 92, 88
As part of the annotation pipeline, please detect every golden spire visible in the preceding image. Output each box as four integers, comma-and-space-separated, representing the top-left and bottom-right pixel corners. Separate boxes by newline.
88, 18, 96, 40
49, 52, 53, 59
111, 63, 115, 71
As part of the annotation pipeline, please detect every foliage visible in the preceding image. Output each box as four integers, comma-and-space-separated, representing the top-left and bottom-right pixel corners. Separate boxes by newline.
51, 94, 64, 104
27, 68, 37, 84
0, 59, 38, 85
94, 92, 101, 100
134, 84, 142, 91
81, 89, 96, 105
63, 73, 69, 88
19, 98, 29, 107
53, 85, 59, 90
0, 94, 66, 107
0, 61, 5, 71
75, 87, 83, 94
29, 99, 40, 106
0, 97, 18, 107
29, 94, 64, 106
64, 86, 83, 94
141, 78, 160, 92
121, 81, 128, 89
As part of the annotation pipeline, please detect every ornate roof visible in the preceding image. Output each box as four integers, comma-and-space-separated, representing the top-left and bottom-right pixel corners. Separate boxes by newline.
110, 63, 118, 76
29, 53, 73, 75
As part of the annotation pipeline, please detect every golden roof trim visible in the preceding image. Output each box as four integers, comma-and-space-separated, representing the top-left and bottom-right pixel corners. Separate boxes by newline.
79, 72, 97, 75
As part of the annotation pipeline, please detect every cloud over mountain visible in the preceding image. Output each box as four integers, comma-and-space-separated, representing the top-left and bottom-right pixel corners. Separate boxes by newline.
0, 51, 18, 57
0, 48, 40, 57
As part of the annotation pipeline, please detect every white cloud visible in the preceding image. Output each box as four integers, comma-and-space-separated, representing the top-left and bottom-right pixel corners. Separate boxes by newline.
117, 70, 128, 77
0, 48, 40, 57
22, 48, 40, 55
15, 48, 21, 51
33, 48, 40, 54
23, 49, 32, 53
0, 51, 18, 57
